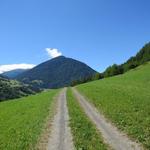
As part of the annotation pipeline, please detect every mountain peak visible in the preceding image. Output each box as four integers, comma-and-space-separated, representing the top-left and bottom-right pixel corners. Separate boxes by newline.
16, 57, 97, 89
52, 55, 66, 59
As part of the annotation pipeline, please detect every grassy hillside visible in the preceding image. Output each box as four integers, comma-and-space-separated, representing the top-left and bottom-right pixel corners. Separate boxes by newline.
0, 89, 59, 150
67, 88, 108, 150
77, 62, 150, 149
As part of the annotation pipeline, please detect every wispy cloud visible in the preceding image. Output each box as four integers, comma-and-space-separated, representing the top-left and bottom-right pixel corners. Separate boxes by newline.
0, 64, 36, 74
45, 48, 62, 58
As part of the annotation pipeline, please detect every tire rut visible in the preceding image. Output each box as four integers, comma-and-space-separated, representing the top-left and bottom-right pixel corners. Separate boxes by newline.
72, 87, 143, 150
47, 88, 74, 150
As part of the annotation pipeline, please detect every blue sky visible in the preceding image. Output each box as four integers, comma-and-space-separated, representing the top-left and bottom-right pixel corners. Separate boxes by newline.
0, 0, 150, 72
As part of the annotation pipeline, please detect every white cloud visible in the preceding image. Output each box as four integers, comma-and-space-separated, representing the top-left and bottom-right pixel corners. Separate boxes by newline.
45, 48, 62, 58
0, 64, 36, 74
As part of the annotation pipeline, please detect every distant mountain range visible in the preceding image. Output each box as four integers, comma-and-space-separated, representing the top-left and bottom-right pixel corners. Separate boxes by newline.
16, 56, 97, 88
2, 69, 29, 78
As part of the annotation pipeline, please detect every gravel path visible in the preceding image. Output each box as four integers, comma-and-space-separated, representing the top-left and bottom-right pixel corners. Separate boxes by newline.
72, 87, 143, 150
47, 88, 74, 150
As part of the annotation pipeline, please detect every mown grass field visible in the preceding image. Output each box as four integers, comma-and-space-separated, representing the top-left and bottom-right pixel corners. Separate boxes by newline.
0, 90, 59, 150
67, 88, 108, 150
77, 62, 150, 149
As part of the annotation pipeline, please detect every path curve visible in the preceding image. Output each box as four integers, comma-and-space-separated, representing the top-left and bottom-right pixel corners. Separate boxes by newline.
72, 87, 143, 150
47, 88, 74, 150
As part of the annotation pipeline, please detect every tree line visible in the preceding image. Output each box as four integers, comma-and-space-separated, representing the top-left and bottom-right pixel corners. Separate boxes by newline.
71, 42, 150, 86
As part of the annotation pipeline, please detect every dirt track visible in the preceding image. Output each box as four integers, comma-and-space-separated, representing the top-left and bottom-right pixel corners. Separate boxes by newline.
47, 88, 74, 150
72, 87, 143, 150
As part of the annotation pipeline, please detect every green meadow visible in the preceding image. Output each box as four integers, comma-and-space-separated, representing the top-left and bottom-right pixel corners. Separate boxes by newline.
77, 62, 150, 149
0, 90, 59, 150
67, 88, 108, 150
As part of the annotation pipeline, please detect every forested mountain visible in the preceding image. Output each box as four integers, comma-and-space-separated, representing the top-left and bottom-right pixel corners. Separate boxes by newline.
2, 69, 29, 78
16, 56, 97, 88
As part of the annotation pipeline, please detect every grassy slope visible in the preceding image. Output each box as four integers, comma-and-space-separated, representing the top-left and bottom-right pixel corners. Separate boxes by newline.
0, 89, 59, 150
67, 88, 108, 150
77, 62, 150, 149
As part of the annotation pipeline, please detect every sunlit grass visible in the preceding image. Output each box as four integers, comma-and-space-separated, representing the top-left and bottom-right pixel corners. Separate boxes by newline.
67, 88, 108, 150
0, 89, 59, 150
77, 62, 150, 149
